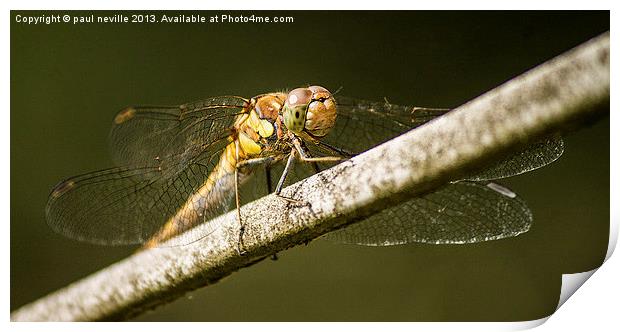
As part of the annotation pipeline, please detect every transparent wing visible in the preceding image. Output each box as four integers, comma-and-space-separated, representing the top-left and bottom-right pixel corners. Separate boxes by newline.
109, 96, 247, 170
46, 98, 246, 245
466, 134, 564, 181
319, 96, 564, 179
325, 96, 450, 155
46, 160, 234, 245
324, 181, 531, 246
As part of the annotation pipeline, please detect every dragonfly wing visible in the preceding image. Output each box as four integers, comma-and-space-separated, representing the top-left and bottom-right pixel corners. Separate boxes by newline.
109, 96, 247, 169
330, 96, 563, 179
323, 181, 532, 246
46, 144, 234, 246
47, 96, 249, 246
329, 96, 450, 154
465, 135, 564, 181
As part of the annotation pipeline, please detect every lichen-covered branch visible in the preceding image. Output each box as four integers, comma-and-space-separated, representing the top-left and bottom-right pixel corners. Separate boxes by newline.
11, 32, 609, 322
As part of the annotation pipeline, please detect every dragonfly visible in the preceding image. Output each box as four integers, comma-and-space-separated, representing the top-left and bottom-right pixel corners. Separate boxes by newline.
45, 85, 564, 251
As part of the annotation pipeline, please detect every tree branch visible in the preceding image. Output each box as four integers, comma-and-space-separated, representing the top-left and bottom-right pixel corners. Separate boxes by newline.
11, 32, 609, 322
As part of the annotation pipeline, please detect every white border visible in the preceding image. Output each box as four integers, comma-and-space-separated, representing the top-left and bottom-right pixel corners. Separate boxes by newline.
3, 1, 616, 331
1, 0, 616, 10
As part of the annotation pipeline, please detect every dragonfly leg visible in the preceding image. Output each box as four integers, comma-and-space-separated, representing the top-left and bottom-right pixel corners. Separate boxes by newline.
312, 162, 321, 174
296, 131, 354, 157
234, 142, 247, 256
264, 165, 279, 261
315, 140, 356, 158
236, 156, 276, 169
292, 136, 344, 163
296, 151, 343, 164
265, 165, 273, 194
234, 155, 279, 256
299, 155, 343, 163
411, 106, 452, 113
274, 150, 303, 203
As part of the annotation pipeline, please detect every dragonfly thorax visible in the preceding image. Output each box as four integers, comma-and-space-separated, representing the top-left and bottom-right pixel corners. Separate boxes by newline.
233, 93, 293, 159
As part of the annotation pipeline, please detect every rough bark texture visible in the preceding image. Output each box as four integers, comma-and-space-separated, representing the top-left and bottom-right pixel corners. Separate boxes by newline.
11, 32, 609, 322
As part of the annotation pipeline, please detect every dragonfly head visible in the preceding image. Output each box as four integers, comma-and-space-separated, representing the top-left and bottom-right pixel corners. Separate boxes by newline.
283, 85, 337, 137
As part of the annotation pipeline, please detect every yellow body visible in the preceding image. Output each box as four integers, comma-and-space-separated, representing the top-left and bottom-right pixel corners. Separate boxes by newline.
143, 107, 277, 248
143, 87, 336, 248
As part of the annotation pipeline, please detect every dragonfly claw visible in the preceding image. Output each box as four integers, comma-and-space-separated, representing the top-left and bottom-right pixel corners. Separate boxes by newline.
237, 224, 248, 256
275, 194, 301, 204
237, 246, 248, 256
274, 193, 310, 206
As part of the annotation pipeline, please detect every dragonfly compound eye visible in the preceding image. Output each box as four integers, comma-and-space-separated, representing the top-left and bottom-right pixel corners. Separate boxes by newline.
305, 86, 337, 137
283, 87, 311, 134
283, 86, 337, 137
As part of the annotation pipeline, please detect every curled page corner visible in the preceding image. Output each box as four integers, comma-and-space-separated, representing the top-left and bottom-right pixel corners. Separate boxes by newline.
554, 216, 617, 310
557, 269, 597, 309
604, 213, 618, 262
510, 316, 550, 330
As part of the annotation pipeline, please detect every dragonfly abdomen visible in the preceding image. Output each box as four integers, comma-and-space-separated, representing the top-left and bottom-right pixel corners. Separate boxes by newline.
142, 107, 276, 248
142, 141, 242, 248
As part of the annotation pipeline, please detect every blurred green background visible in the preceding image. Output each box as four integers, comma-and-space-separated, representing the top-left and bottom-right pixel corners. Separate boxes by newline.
11, 11, 609, 321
